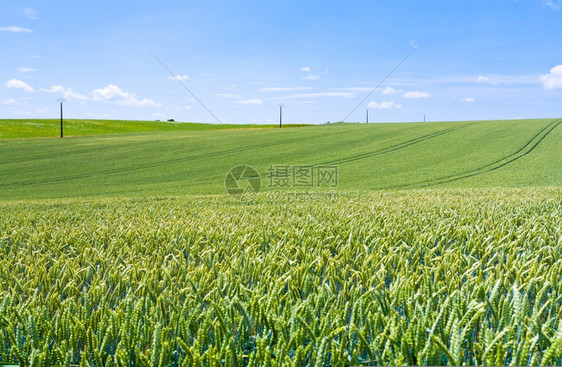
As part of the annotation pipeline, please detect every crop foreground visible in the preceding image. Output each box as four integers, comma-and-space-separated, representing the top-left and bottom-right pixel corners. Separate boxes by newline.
1, 188, 561, 366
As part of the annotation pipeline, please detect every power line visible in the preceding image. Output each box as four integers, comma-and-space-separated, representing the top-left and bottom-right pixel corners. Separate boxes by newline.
146, 49, 245, 147
309, 46, 417, 154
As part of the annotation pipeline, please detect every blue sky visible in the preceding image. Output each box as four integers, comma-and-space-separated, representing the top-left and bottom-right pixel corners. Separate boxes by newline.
1, 0, 562, 124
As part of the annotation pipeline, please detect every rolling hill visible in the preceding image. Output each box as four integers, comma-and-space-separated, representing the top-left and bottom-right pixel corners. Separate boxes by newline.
0, 118, 560, 200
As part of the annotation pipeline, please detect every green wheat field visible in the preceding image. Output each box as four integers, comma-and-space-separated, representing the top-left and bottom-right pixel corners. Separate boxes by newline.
0, 118, 561, 366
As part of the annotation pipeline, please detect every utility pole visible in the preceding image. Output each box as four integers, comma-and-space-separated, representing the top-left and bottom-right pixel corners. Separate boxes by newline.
366, 108, 369, 124
57, 98, 66, 138
279, 104, 283, 128
424, 114, 426, 123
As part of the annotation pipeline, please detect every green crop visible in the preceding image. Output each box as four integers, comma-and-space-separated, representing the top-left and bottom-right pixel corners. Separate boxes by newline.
0, 119, 308, 140
0, 188, 560, 366
1, 118, 560, 201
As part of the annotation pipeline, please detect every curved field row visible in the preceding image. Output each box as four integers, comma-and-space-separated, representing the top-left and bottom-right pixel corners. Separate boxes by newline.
390, 119, 561, 189
320, 124, 468, 166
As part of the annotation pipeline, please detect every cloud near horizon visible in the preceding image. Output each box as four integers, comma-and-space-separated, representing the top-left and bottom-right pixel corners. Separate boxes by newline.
0, 26, 32, 33
42, 85, 89, 100
3, 98, 19, 105
262, 87, 312, 92
540, 65, 562, 90
18, 67, 36, 73
382, 87, 403, 95
5, 78, 34, 92
168, 74, 190, 81
92, 84, 161, 107
278, 92, 355, 100
368, 101, 401, 109
403, 91, 431, 98
236, 98, 263, 104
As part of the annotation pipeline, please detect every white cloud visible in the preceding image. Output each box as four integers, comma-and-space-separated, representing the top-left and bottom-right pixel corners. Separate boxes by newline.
0, 26, 32, 33
92, 84, 161, 107
462, 97, 475, 102
382, 87, 403, 95
18, 67, 36, 73
403, 91, 430, 98
42, 85, 89, 100
37, 107, 50, 114
300, 67, 311, 72
368, 101, 401, 109
24, 8, 39, 20
236, 98, 263, 104
215, 93, 242, 98
301, 74, 320, 80
5, 78, 34, 92
477, 75, 494, 84
3, 98, 18, 105
540, 65, 562, 90
542, 0, 561, 10
262, 87, 312, 92
289, 100, 317, 104
168, 74, 190, 81
278, 92, 355, 99
475, 74, 540, 86
410, 39, 419, 49
177, 105, 192, 110
333, 87, 375, 92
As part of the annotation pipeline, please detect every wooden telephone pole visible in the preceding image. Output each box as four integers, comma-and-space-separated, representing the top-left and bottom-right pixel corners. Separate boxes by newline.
57, 98, 66, 138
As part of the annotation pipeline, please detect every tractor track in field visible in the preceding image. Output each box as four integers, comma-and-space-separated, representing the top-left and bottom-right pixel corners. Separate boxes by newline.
0, 133, 274, 166
389, 119, 561, 189
0, 134, 222, 166
0, 132, 328, 188
320, 124, 469, 166
0, 141, 120, 166
0, 128, 319, 166
0, 131, 212, 164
